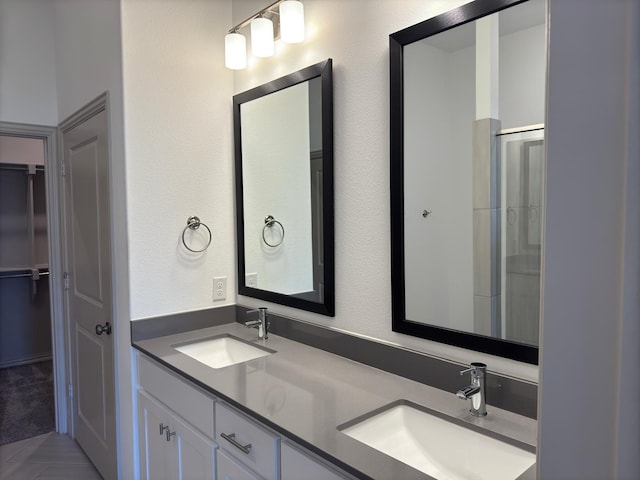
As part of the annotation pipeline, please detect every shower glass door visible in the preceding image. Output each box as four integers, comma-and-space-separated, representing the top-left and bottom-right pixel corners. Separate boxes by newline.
500, 128, 544, 346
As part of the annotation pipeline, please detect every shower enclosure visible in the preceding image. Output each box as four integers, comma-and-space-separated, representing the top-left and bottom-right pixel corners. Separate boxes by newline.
499, 127, 544, 345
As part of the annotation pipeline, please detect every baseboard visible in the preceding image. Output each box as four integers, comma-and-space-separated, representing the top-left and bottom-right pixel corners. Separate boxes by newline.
0, 354, 53, 370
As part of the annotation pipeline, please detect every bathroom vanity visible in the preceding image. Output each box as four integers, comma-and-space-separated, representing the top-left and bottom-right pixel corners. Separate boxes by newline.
135, 350, 346, 480
133, 321, 537, 480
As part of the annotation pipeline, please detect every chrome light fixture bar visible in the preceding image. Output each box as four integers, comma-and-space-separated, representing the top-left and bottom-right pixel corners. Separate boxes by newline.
224, 0, 305, 70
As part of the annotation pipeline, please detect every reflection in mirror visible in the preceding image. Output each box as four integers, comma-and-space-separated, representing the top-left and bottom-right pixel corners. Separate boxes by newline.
500, 128, 544, 346
235, 59, 334, 316
390, 0, 546, 364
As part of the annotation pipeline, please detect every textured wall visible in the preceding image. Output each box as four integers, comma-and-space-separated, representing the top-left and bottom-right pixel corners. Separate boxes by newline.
0, 0, 58, 125
122, 0, 234, 320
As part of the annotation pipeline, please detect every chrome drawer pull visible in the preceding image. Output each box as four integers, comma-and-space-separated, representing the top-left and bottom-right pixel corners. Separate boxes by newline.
221, 432, 252, 454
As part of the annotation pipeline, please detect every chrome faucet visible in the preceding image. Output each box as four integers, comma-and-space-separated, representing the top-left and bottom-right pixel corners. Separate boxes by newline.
245, 307, 269, 339
456, 362, 487, 417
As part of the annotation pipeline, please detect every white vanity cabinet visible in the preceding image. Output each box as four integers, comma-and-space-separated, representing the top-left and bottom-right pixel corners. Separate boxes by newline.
135, 351, 355, 480
136, 353, 217, 480
213, 403, 354, 480
137, 391, 216, 480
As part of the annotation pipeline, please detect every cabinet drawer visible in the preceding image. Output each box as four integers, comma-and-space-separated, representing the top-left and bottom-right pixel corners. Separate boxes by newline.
215, 402, 279, 480
137, 353, 214, 437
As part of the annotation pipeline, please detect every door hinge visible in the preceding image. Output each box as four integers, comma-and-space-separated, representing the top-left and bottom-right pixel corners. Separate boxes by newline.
68, 383, 73, 399
60, 160, 66, 176
64, 272, 70, 291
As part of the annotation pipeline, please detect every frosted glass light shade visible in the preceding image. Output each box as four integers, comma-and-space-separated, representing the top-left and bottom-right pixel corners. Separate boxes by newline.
280, 0, 305, 44
251, 17, 274, 57
225, 32, 246, 70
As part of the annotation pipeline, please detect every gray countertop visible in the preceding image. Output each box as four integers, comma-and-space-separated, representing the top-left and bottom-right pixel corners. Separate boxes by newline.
133, 322, 537, 480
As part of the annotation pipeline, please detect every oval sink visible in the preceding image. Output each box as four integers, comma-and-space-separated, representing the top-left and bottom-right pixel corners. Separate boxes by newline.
173, 334, 275, 369
339, 400, 535, 480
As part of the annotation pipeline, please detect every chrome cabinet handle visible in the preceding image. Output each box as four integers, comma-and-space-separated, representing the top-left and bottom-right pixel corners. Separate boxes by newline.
95, 322, 112, 335
159, 423, 169, 435
166, 429, 176, 442
220, 432, 252, 454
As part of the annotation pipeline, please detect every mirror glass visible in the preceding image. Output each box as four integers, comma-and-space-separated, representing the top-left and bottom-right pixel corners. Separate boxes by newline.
234, 59, 334, 316
390, 0, 546, 364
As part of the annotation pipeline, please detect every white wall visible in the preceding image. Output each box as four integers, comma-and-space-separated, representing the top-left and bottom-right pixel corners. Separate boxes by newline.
0, 0, 58, 125
499, 23, 546, 128
121, 0, 234, 320
0, 136, 45, 165
231, 0, 542, 381
52, 1, 133, 478
537, 0, 640, 477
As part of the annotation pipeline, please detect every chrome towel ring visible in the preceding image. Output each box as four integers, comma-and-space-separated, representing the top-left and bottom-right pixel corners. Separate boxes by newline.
262, 215, 285, 247
181, 216, 212, 253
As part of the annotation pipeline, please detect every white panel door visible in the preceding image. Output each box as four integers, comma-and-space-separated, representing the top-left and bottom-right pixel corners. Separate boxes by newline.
62, 107, 116, 479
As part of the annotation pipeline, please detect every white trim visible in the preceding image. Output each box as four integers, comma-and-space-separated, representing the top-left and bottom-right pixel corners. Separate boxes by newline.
0, 354, 53, 370
0, 121, 66, 433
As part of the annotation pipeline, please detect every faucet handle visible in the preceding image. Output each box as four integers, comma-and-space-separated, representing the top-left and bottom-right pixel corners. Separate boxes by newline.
246, 307, 267, 315
460, 362, 487, 376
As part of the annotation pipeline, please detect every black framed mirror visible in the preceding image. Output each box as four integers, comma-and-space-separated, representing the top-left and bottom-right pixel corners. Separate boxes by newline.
234, 59, 334, 316
390, 0, 545, 364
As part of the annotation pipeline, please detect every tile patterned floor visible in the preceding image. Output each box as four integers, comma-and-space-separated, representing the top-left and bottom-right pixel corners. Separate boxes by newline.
0, 432, 102, 479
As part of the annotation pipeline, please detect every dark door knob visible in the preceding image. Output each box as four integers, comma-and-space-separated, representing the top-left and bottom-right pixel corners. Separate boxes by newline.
95, 322, 112, 335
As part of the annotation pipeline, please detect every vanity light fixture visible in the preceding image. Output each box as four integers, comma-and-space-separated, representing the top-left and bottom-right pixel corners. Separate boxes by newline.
280, 0, 305, 44
224, 0, 305, 70
251, 16, 275, 58
225, 30, 247, 70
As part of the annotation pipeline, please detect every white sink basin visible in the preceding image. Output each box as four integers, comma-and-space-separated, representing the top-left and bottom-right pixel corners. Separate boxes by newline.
173, 335, 274, 369
339, 401, 535, 480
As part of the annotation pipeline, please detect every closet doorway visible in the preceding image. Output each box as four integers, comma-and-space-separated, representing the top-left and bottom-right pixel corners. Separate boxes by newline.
0, 123, 64, 446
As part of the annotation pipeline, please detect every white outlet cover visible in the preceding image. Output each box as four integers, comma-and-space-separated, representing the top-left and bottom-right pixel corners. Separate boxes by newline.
213, 276, 226, 301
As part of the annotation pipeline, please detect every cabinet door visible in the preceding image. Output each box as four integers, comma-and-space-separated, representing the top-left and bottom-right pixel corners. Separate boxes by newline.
281, 442, 351, 480
174, 413, 216, 480
138, 391, 176, 480
217, 449, 261, 480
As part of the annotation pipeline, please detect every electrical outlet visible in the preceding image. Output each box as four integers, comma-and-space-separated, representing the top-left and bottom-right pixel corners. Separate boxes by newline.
246, 273, 258, 288
213, 276, 226, 301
